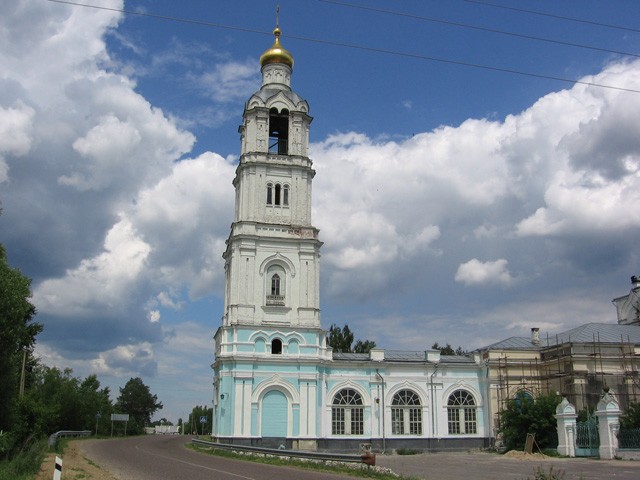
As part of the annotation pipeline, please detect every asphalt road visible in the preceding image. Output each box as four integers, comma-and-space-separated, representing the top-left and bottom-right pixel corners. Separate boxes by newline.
79, 435, 361, 480
377, 451, 640, 480
80, 435, 640, 480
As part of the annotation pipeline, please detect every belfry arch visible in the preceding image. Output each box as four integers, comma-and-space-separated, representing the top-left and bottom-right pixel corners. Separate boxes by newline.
268, 107, 289, 154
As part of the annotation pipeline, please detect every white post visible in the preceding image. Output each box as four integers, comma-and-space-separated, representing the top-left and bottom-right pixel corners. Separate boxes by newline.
555, 397, 577, 457
596, 389, 621, 460
53, 456, 62, 480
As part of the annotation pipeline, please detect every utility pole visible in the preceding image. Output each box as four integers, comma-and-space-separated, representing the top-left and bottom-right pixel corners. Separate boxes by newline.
19, 349, 27, 398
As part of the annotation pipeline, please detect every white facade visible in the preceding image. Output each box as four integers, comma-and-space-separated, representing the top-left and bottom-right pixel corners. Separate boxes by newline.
211, 27, 490, 451
612, 276, 640, 326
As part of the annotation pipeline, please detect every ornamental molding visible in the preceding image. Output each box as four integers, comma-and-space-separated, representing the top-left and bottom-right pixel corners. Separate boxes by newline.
258, 252, 296, 277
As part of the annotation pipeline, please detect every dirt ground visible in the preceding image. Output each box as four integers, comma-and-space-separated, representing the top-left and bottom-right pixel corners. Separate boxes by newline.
35, 440, 118, 480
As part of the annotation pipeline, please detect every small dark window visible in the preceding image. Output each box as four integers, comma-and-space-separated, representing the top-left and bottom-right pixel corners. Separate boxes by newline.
274, 184, 281, 205
272, 338, 283, 354
283, 185, 289, 205
267, 183, 273, 204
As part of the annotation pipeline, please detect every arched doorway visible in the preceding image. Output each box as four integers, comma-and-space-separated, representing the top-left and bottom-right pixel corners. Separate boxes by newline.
261, 390, 288, 437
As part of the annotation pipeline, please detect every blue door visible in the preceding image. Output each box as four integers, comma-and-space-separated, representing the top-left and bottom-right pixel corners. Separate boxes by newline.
261, 390, 288, 437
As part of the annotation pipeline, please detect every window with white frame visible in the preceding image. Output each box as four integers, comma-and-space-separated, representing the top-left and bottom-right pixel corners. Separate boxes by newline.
447, 389, 477, 435
332, 389, 364, 435
391, 389, 422, 435
265, 182, 290, 207
266, 265, 285, 306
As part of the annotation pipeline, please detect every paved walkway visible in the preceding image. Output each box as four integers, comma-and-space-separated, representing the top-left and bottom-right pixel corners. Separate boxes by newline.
376, 451, 640, 480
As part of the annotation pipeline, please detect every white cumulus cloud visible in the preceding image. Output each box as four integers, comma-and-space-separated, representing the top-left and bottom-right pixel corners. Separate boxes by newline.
455, 258, 512, 286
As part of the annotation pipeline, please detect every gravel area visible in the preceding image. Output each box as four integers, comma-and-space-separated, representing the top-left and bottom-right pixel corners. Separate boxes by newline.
35, 440, 119, 480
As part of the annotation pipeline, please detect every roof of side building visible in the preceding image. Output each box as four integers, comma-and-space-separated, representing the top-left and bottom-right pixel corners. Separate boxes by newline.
479, 322, 640, 351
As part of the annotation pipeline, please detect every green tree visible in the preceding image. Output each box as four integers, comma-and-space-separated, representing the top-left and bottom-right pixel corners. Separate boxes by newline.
499, 392, 561, 451
78, 375, 113, 435
327, 324, 354, 353
327, 324, 376, 353
16, 366, 113, 437
620, 401, 640, 429
115, 377, 163, 434
353, 339, 376, 354
0, 243, 42, 433
431, 342, 467, 356
185, 405, 213, 435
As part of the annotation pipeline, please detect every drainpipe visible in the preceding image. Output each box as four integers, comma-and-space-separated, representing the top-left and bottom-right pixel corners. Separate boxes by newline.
375, 369, 386, 453
430, 363, 439, 438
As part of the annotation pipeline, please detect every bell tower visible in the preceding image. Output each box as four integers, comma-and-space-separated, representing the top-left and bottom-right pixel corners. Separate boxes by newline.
222, 26, 321, 329
212, 26, 327, 441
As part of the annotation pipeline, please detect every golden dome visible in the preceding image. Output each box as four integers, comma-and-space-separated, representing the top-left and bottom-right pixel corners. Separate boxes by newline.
260, 27, 294, 69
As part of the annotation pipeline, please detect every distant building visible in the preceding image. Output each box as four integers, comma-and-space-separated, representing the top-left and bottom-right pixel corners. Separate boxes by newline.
479, 276, 640, 439
613, 276, 640, 326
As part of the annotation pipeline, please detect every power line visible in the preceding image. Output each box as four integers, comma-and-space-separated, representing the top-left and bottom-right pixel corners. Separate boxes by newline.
464, 0, 640, 34
46, 0, 275, 38
319, 0, 640, 59
45, 0, 640, 95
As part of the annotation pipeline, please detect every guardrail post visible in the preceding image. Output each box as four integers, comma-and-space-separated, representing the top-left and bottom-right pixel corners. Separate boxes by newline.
53, 456, 62, 480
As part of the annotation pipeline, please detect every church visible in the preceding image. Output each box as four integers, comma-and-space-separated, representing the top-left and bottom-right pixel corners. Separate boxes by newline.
210, 26, 491, 452
210, 24, 640, 453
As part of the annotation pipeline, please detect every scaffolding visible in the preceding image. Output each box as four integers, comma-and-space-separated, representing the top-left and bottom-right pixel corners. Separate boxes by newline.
489, 334, 640, 427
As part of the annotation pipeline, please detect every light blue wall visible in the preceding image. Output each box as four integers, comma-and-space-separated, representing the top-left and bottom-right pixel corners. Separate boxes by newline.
213, 339, 487, 441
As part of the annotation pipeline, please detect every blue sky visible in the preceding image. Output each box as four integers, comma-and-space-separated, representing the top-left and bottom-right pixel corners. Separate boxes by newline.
1, 0, 639, 422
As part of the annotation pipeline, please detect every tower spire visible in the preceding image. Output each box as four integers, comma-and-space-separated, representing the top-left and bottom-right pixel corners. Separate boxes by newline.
260, 6, 294, 69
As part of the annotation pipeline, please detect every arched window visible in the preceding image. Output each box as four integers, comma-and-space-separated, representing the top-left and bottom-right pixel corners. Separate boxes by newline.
266, 183, 273, 205
271, 273, 281, 296
282, 185, 289, 206
274, 183, 281, 205
391, 390, 422, 435
271, 338, 282, 354
514, 390, 534, 407
332, 389, 363, 435
447, 390, 477, 435
266, 266, 285, 306
268, 107, 288, 155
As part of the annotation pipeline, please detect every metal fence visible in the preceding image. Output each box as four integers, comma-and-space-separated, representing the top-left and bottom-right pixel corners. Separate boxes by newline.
48, 430, 92, 447
190, 438, 375, 466
575, 415, 599, 457
618, 428, 640, 449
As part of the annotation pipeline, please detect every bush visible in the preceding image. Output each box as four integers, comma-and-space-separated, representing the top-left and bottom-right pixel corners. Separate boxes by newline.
396, 448, 420, 455
0, 436, 46, 480
528, 466, 565, 480
499, 392, 561, 451
620, 402, 640, 429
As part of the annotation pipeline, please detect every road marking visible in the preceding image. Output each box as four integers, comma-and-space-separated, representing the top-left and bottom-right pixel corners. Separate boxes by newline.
134, 441, 257, 480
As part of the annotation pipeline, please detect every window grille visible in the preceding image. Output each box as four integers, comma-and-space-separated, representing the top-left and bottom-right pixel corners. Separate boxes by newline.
332, 389, 364, 435
447, 390, 477, 435
391, 389, 422, 435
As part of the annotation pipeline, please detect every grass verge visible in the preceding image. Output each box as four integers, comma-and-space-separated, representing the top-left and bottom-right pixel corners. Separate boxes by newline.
0, 437, 47, 480
188, 443, 419, 479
